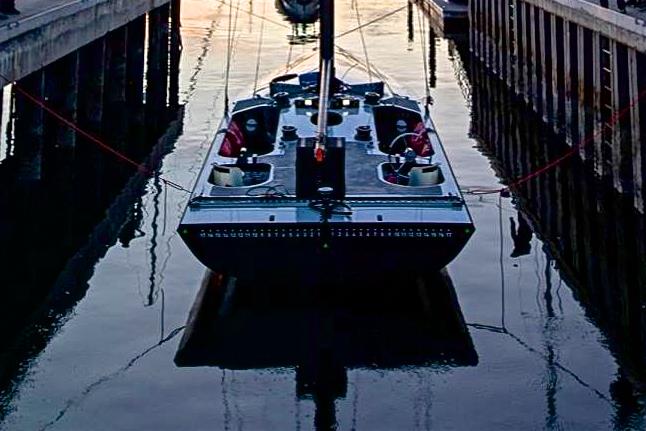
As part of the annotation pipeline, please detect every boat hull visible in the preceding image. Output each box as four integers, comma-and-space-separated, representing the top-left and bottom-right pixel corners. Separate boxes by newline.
179, 221, 473, 279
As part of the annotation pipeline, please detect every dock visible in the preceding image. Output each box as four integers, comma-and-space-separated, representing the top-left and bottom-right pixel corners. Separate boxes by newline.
470, 0, 646, 213
0, 0, 181, 185
414, 0, 468, 36
0, 0, 183, 347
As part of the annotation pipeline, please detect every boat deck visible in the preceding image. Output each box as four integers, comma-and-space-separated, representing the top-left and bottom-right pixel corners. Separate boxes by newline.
178, 75, 474, 275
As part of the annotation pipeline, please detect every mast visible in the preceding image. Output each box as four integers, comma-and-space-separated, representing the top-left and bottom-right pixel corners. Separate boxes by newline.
316, 0, 334, 159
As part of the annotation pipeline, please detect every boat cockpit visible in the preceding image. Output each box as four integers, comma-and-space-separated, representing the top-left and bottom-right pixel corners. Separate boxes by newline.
205, 78, 451, 194
372, 103, 433, 157
218, 102, 280, 158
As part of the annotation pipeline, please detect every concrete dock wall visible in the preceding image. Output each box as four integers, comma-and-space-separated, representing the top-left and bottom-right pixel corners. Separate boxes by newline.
0, 0, 172, 83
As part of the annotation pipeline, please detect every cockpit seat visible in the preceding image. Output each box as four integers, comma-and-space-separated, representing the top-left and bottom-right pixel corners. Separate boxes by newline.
373, 105, 433, 157
219, 107, 279, 157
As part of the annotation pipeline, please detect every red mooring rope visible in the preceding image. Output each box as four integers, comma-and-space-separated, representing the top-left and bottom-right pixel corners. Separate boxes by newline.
468, 88, 646, 196
0, 73, 191, 193
2, 73, 646, 197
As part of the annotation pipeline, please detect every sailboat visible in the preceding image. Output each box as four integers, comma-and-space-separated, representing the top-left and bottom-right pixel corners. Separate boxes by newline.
178, 0, 474, 278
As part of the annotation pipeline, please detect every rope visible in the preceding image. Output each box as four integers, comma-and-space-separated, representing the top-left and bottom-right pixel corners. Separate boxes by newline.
223, 0, 242, 114
0, 73, 192, 194
285, 34, 294, 73
335, 45, 396, 94
415, 5, 432, 107
465, 87, 646, 197
252, 0, 267, 95
337, 5, 407, 38
353, 0, 372, 83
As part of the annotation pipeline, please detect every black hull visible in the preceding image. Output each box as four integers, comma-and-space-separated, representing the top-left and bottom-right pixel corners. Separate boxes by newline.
179, 222, 473, 279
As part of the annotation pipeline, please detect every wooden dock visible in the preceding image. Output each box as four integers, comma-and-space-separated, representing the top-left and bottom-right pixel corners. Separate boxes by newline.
0, 0, 181, 185
470, 0, 646, 213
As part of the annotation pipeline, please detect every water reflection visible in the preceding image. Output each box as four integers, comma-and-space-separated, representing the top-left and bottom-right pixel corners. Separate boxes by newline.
0, 109, 184, 421
509, 209, 532, 258
470, 62, 646, 420
0, 8, 184, 417
275, 0, 318, 45
176, 269, 477, 430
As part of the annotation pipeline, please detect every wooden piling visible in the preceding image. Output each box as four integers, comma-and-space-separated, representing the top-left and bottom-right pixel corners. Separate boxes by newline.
471, 0, 646, 211
146, 4, 171, 137
14, 71, 45, 184
169, 0, 182, 111
78, 38, 107, 202
105, 26, 129, 154
43, 52, 79, 181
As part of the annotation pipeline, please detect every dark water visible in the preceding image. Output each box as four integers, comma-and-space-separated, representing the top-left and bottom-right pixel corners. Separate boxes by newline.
1, 1, 645, 429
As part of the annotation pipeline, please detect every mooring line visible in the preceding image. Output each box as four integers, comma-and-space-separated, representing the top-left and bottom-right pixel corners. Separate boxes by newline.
465, 88, 646, 197
0, 73, 192, 194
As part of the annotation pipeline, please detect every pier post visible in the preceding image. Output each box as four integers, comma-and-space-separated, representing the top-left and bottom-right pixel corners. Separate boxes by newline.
566, 22, 583, 148
483, 0, 489, 65
478, 0, 489, 67
538, 8, 547, 121
554, 16, 565, 135
502, 0, 510, 85
494, 0, 501, 74
529, 4, 537, 110
523, 2, 532, 104
580, 27, 592, 161
469, 0, 475, 56
592, 33, 604, 177
79, 39, 106, 135
489, 0, 495, 69
146, 4, 171, 137
14, 71, 45, 184
612, 43, 632, 195
43, 52, 79, 180
514, 0, 523, 96
634, 52, 646, 213
126, 16, 146, 157
51, 53, 79, 153
105, 26, 128, 154
169, 0, 182, 111
78, 38, 107, 201
550, 14, 558, 130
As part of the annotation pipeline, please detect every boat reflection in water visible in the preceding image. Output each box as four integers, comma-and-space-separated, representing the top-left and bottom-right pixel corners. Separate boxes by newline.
276, 0, 319, 24
175, 269, 477, 429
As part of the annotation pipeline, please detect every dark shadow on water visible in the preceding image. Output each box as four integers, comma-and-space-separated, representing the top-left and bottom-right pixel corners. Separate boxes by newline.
0, 6, 184, 421
0, 106, 184, 423
175, 268, 477, 430
469, 59, 646, 427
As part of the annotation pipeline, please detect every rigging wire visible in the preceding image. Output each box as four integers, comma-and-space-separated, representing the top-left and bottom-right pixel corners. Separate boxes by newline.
353, 0, 372, 83
464, 87, 646, 197
337, 5, 407, 38
335, 45, 396, 94
415, 5, 432, 107
0, 74, 192, 194
224, 0, 242, 115
285, 33, 295, 73
467, 200, 611, 406
252, 0, 267, 95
